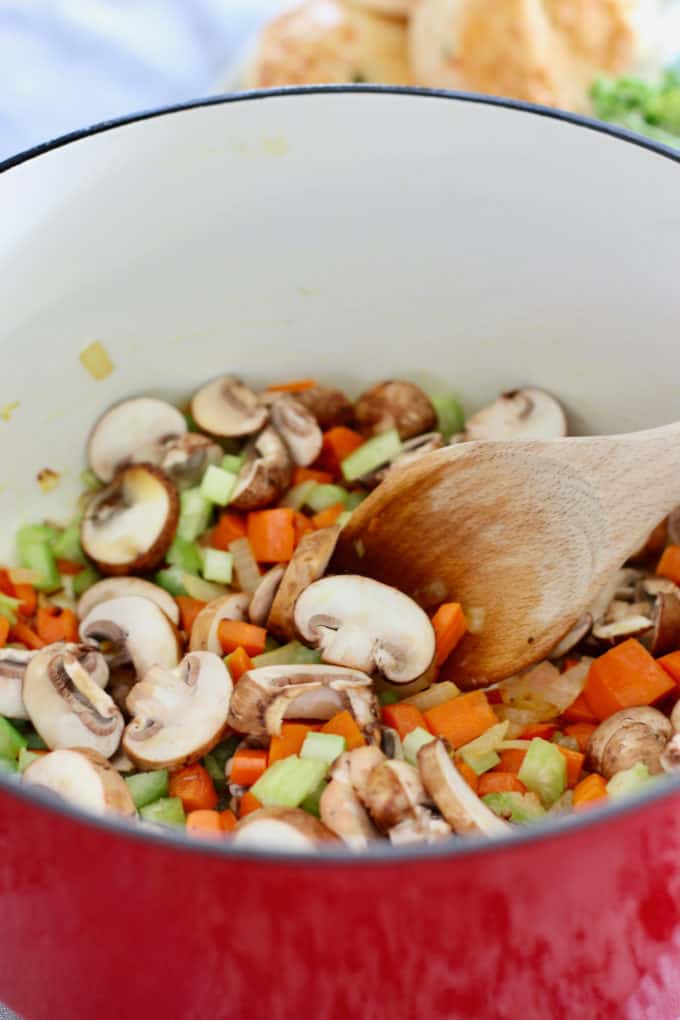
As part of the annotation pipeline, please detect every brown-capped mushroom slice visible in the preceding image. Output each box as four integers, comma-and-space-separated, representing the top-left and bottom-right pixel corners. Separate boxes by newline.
23, 747, 136, 817
587, 707, 672, 779
464, 388, 566, 442
418, 739, 510, 836
319, 778, 379, 849
123, 651, 232, 769
248, 565, 286, 627
191, 376, 268, 438
661, 734, 680, 773
0, 648, 34, 719
388, 808, 452, 846
267, 526, 340, 641
87, 397, 187, 483
76, 576, 180, 625
591, 614, 654, 646
229, 427, 292, 511
80, 595, 181, 677
227, 664, 378, 739
363, 759, 428, 832
644, 591, 680, 657
329, 745, 386, 800
269, 396, 323, 467
80, 464, 179, 575
294, 575, 435, 684
355, 380, 436, 440
189, 593, 250, 652
294, 385, 355, 430
232, 806, 337, 850
23, 645, 123, 757
158, 433, 224, 489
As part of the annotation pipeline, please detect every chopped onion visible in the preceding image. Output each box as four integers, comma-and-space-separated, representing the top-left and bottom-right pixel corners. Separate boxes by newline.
79, 341, 114, 380
182, 574, 229, 601
280, 481, 316, 511
229, 537, 261, 594
497, 659, 591, 725
466, 606, 486, 635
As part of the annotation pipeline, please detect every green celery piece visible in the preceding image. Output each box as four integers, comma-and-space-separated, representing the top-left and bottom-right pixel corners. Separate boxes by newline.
139, 796, 186, 827
341, 429, 401, 483
211, 734, 242, 772
50, 525, 85, 563
378, 688, 401, 707
18, 539, 60, 592
167, 536, 203, 575
202, 549, 233, 585
200, 465, 237, 507
482, 792, 546, 824
221, 453, 244, 474
345, 491, 366, 512
0, 717, 28, 760
280, 481, 317, 511
203, 753, 227, 791
305, 484, 349, 513
177, 488, 213, 542
72, 565, 101, 598
465, 751, 501, 776
0, 593, 21, 626
430, 393, 465, 440
18, 747, 41, 773
252, 641, 321, 668
264, 634, 280, 653
300, 781, 326, 819
80, 468, 102, 492
25, 730, 47, 750
336, 511, 352, 529
126, 771, 169, 809
184, 411, 199, 432
154, 567, 188, 597
402, 726, 435, 766
606, 762, 654, 799
17, 524, 59, 550
251, 756, 328, 808
300, 732, 346, 765
0, 758, 18, 775
518, 738, 567, 807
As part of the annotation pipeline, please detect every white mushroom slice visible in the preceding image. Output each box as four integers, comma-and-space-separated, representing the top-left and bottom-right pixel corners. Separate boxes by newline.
87, 397, 187, 483
189, 593, 250, 652
80, 464, 179, 575
294, 575, 435, 684
267, 526, 340, 641
269, 396, 323, 467
248, 565, 286, 627
232, 806, 337, 851
76, 576, 180, 625
23, 747, 136, 817
158, 433, 223, 489
230, 427, 292, 511
463, 388, 566, 442
0, 648, 34, 719
363, 759, 428, 832
645, 592, 680, 657
550, 613, 592, 659
319, 778, 379, 849
23, 645, 123, 757
588, 707, 672, 779
191, 376, 268, 438
388, 808, 452, 847
591, 615, 654, 644
80, 596, 181, 677
227, 664, 378, 739
330, 745, 386, 801
123, 651, 232, 769
418, 740, 510, 836
641, 577, 680, 598
355, 381, 436, 440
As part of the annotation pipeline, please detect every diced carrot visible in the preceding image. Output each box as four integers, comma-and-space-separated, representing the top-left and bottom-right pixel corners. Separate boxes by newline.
266, 379, 318, 393
186, 810, 225, 838
321, 710, 366, 750
239, 791, 262, 817
231, 748, 268, 788
226, 646, 254, 683
563, 722, 597, 753
562, 692, 599, 724
584, 638, 675, 721
0, 570, 16, 597
10, 621, 45, 650
432, 603, 467, 667
220, 809, 237, 833
573, 773, 608, 809
293, 466, 333, 486
424, 690, 497, 749
455, 759, 479, 793
657, 545, 680, 586
519, 723, 557, 741
35, 606, 78, 644
381, 703, 428, 741
659, 651, 680, 686
211, 512, 247, 551
269, 723, 311, 764
556, 745, 585, 788
311, 504, 345, 530
316, 427, 364, 475
14, 584, 37, 618
0, 617, 9, 648
493, 749, 527, 774
175, 596, 206, 635
293, 511, 314, 545
169, 764, 218, 813
56, 559, 84, 576
247, 509, 296, 563
218, 620, 267, 657
478, 772, 527, 797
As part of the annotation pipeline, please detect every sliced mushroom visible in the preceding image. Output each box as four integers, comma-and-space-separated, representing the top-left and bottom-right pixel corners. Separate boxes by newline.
587, 707, 672, 779
294, 385, 355, 430
189, 593, 250, 652
227, 664, 378, 739
87, 397, 187, 483
319, 778, 379, 849
123, 651, 232, 769
80, 464, 179, 575
158, 433, 224, 489
550, 613, 593, 659
23, 645, 123, 757
232, 806, 337, 850
267, 526, 340, 641
269, 396, 323, 467
0, 648, 34, 719
76, 577, 180, 625
645, 592, 680, 657
363, 759, 428, 832
80, 596, 181, 677
388, 808, 452, 846
418, 739, 510, 836
191, 376, 268, 438
248, 565, 286, 627
354, 380, 436, 440
463, 388, 566, 442
294, 575, 435, 684
591, 615, 654, 645
23, 747, 136, 817
329, 745, 386, 801
229, 427, 292, 511
360, 432, 444, 489
640, 577, 679, 598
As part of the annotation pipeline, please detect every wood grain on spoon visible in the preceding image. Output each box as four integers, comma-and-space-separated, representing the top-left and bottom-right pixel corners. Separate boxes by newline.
334, 425, 680, 688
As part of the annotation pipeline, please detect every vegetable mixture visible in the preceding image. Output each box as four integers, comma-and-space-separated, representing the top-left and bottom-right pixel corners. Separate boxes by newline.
3, 376, 680, 852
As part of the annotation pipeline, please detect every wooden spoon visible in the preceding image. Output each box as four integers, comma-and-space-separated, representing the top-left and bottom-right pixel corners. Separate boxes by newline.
333, 425, 680, 688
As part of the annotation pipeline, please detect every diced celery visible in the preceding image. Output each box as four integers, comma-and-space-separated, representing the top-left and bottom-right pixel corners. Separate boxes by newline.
0, 593, 21, 625
607, 762, 654, 799
154, 567, 188, 597
305, 484, 349, 513
252, 641, 321, 668
126, 770, 169, 809
429, 393, 465, 440
17, 747, 41, 772
203, 753, 227, 791
465, 751, 501, 776
459, 722, 509, 773
211, 734, 242, 772
0, 717, 28, 761
264, 634, 280, 652
0, 758, 18, 775
280, 481, 317, 511
80, 468, 102, 492
18, 524, 59, 549
25, 730, 47, 750
345, 491, 367, 512
72, 565, 101, 597
378, 688, 401, 707
184, 412, 198, 432
300, 781, 326, 819
200, 465, 237, 507
341, 429, 401, 483
221, 453, 244, 474
251, 756, 328, 808
336, 511, 352, 529
183, 575, 227, 601
167, 536, 203, 575
402, 726, 436, 766
139, 796, 186, 827
18, 539, 60, 592
202, 549, 233, 585
482, 792, 546, 824
404, 682, 461, 712
177, 488, 213, 542
518, 738, 567, 807
50, 525, 85, 563
300, 732, 346, 765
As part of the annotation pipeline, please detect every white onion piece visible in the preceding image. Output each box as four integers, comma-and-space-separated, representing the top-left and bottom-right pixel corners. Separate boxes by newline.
229, 538, 261, 594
